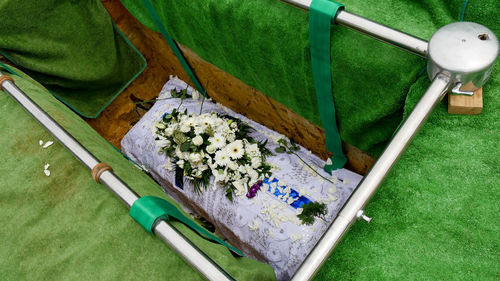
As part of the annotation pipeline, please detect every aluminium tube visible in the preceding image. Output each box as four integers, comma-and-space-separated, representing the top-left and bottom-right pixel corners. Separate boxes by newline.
0, 74, 234, 281
280, 0, 428, 57
291, 73, 451, 281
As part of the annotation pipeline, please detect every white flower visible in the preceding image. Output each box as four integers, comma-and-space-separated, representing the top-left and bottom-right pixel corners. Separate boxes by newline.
192, 135, 204, 146
176, 160, 185, 168
214, 150, 230, 166
205, 145, 216, 154
180, 125, 190, 133
226, 133, 236, 143
191, 89, 200, 101
246, 143, 259, 155
226, 140, 244, 159
233, 181, 246, 197
162, 159, 174, 171
194, 126, 204, 135
155, 139, 171, 148
189, 153, 203, 164
42, 141, 54, 148
155, 122, 166, 129
201, 116, 214, 128
209, 134, 226, 149
164, 127, 174, 136
251, 157, 261, 168
227, 161, 238, 171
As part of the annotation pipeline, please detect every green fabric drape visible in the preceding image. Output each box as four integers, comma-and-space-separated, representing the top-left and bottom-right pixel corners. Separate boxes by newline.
0, 0, 146, 118
309, 0, 346, 171
140, 0, 205, 94
0, 65, 276, 281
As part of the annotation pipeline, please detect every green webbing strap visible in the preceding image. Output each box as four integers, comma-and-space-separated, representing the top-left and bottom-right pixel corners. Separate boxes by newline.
309, 0, 347, 173
0, 61, 20, 76
130, 196, 243, 257
140, 0, 205, 95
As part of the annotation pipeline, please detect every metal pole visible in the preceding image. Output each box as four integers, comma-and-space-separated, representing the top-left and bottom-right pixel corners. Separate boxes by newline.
0, 75, 235, 281
291, 73, 451, 281
280, 0, 428, 57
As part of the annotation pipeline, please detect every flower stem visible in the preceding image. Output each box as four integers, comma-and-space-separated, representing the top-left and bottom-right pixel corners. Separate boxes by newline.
284, 143, 335, 185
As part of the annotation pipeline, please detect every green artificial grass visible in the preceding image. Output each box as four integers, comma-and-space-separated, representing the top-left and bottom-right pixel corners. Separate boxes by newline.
314, 3, 500, 280
121, 0, 500, 280
121, 0, 469, 156
0, 0, 498, 280
0, 66, 276, 281
0, 0, 146, 118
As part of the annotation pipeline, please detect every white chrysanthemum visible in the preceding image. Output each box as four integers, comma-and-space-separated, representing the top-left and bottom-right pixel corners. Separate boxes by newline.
192, 135, 204, 146
185, 117, 196, 127
201, 115, 214, 128
226, 140, 244, 159
214, 150, 230, 166
209, 134, 226, 149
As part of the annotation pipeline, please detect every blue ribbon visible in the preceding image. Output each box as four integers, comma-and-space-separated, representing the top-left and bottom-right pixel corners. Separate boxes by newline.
263, 178, 311, 209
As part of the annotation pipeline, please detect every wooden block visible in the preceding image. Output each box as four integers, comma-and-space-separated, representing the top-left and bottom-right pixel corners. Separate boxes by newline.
448, 88, 483, 115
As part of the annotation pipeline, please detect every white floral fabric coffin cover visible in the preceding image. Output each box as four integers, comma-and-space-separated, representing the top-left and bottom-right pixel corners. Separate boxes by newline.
121, 77, 362, 281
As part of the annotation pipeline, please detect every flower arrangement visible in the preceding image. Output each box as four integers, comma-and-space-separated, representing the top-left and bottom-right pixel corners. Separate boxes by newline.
153, 99, 273, 200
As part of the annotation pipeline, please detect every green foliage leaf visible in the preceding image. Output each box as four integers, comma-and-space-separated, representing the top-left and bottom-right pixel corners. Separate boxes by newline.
297, 202, 327, 225
180, 142, 191, 152
275, 146, 286, 153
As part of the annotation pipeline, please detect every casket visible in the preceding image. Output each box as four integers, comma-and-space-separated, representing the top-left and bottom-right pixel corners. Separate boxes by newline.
0, 0, 498, 280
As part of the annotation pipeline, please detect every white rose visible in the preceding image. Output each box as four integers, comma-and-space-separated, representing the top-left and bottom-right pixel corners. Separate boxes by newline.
176, 160, 184, 168
192, 135, 204, 146
164, 127, 174, 136
189, 153, 203, 163
180, 125, 190, 133
205, 145, 216, 154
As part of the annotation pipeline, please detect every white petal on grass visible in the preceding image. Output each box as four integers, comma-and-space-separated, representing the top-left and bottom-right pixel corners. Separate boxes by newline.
39, 140, 43, 146
44, 163, 50, 170
44, 169, 50, 176
42, 141, 54, 148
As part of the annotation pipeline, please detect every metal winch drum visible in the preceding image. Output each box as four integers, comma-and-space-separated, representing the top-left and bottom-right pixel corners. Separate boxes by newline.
427, 22, 499, 95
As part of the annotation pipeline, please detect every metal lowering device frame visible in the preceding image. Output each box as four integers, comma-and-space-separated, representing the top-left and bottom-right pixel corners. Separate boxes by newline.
1, 0, 498, 280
